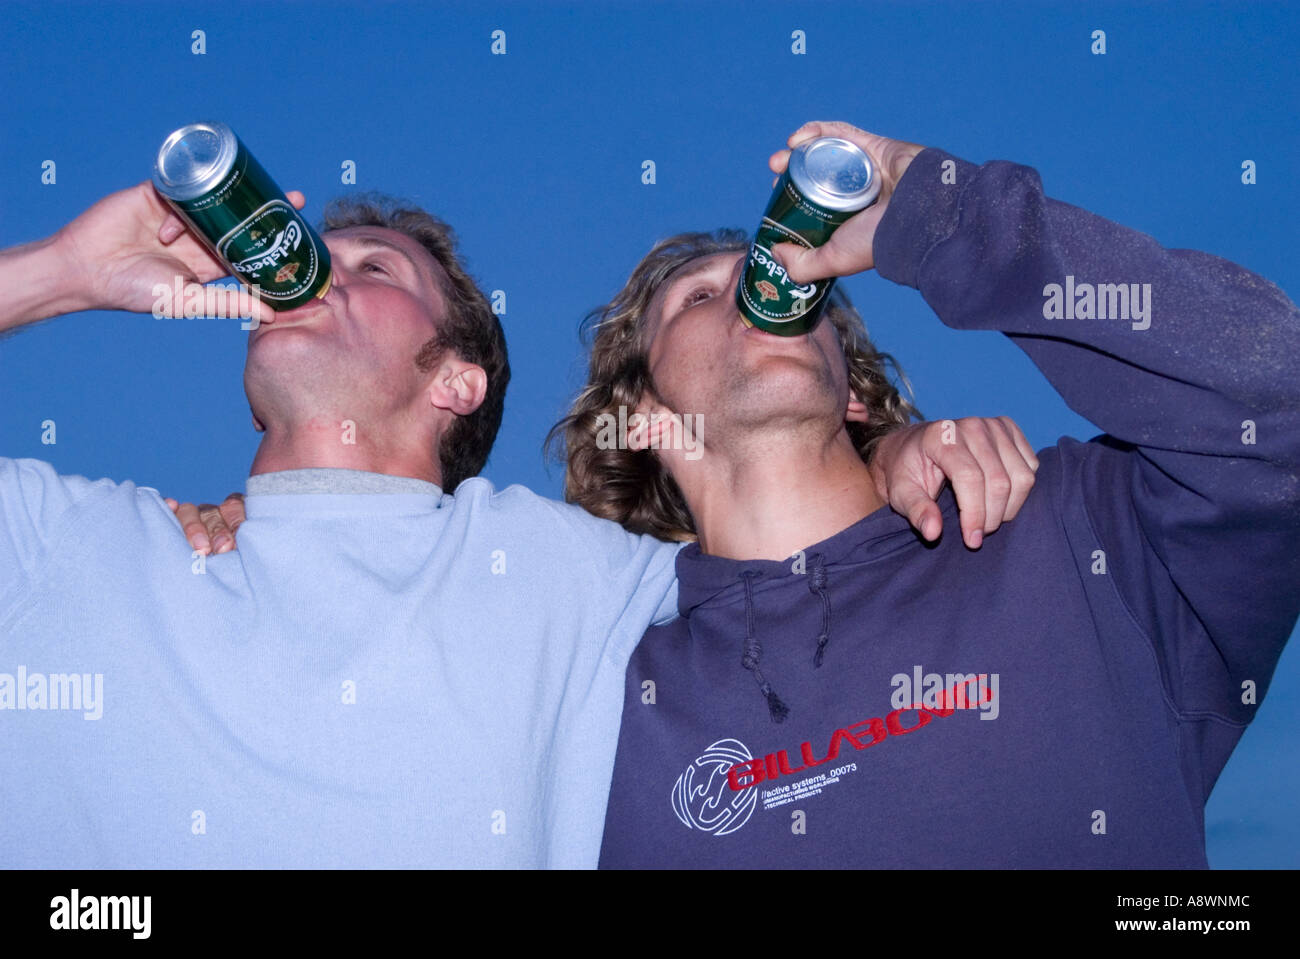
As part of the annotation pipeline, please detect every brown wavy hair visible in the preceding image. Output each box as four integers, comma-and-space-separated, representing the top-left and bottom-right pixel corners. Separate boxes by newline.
547, 229, 920, 542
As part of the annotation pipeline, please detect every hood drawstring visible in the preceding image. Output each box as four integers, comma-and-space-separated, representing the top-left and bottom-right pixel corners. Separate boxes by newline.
808, 556, 832, 668
739, 570, 790, 724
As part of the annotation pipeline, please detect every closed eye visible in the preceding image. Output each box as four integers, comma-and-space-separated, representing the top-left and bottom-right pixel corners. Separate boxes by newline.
681, 285, 718, 308
361, 260, 389, 276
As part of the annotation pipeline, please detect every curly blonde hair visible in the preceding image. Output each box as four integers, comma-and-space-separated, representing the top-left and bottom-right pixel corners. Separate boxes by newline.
548, 229, 919, 541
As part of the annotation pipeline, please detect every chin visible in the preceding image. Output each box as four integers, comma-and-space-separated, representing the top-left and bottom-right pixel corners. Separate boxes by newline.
246, 338, 349, 395
246, 325, 323, 366
742, 351, 836, 393
721, 366, 842, 426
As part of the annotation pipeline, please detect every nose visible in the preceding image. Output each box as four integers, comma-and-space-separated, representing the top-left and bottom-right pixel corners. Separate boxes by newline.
317, 239, 359, 294
728, 251, 751, 326
728, 251, 747, 288
318, 278, 343, 307
320, 256, 349, 294
313, 258, 351, 308
725, 252, 745, 308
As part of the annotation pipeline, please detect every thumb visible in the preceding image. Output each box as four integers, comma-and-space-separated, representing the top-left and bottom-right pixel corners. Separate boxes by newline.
888, 477, 945, 541
772, 240, 864, 285
158, 212, 188, 245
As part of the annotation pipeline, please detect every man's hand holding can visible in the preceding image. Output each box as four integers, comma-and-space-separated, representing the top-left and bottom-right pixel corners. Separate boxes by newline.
47, 181, 306, 328
768, 121, 927, 284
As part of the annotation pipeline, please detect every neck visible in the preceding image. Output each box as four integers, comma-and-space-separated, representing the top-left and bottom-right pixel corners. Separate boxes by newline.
677, 427, 886, 561
249, 422, 441, 485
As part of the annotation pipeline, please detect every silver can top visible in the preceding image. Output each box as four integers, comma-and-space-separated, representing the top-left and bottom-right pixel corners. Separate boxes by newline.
152, 121, 239, 201
788, 137, 880, 213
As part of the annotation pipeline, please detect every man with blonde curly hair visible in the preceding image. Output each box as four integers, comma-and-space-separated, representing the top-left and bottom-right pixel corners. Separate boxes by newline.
551, 229, 1024, 548
587, 122, 1300, 868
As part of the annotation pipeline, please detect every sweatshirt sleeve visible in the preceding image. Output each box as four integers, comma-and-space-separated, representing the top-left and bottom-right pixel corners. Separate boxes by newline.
874, 147, 1300, 721
528, 492, 683, 665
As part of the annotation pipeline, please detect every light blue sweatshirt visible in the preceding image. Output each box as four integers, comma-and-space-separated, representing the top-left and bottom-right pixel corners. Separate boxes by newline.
0, 459, 681, 868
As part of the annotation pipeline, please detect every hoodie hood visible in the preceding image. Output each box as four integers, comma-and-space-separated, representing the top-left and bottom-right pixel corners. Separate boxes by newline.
673, 485, 961, 722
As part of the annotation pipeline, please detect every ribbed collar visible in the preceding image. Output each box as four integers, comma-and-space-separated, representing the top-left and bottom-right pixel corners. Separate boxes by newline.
674, 484, 959, 617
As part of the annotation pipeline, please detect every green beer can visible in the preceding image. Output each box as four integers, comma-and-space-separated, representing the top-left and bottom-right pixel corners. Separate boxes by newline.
736, 137, 880, 335
152, 121, 331, 311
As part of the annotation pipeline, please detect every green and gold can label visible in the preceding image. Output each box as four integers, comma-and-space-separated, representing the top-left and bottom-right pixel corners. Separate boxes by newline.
735, 137, 878, 336
217, 199, 325, 301
153, 122, 332, 311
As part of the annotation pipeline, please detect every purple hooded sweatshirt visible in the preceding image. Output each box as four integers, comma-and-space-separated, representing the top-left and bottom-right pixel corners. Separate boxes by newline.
598, 147, 1300, 869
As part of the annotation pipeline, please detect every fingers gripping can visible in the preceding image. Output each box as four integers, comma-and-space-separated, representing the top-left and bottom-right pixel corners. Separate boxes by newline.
152, 121, 331, 310
736, 137, 880, 335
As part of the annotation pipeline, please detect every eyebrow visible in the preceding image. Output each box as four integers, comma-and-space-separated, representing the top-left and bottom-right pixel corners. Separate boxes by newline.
661, 255, 733, 310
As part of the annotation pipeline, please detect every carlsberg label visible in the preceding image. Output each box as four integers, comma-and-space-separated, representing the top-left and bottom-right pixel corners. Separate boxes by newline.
217, 200, 324, 303
735, 137, 878, 336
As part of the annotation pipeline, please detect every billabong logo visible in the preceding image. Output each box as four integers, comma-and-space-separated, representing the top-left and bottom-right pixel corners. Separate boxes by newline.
672, 739, 757, 836
671, 677, 993, 837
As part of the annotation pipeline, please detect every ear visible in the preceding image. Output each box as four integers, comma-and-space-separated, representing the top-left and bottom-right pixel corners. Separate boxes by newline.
625, 394, 675, 452
846, 388, 869, 425
427, 358, 488, 418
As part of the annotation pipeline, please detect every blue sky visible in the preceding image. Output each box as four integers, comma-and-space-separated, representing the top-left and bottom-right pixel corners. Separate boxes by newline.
1, 0, 1296, 866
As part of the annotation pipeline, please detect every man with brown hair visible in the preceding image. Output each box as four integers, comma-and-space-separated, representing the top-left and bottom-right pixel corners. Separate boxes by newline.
0, 180, 675, 868
592, 121, 1299, 867
0, 175, 1028, 868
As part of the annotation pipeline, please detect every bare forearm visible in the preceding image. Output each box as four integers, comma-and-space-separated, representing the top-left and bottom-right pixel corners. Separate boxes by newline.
0, 233, 91, 334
